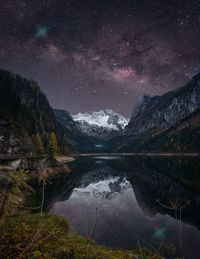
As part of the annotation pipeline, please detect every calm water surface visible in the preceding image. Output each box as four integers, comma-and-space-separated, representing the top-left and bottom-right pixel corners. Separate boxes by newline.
48, 156, 200, 259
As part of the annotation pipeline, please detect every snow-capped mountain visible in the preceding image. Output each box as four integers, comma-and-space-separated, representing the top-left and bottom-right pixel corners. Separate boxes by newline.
73, 110, 129, 139
71, 177, 131, 200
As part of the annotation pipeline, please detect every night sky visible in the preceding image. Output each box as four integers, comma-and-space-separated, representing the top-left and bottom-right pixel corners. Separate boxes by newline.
0, 0, 200, 116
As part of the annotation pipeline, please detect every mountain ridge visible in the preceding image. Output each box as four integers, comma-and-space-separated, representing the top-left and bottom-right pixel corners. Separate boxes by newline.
127, 73, 200, 135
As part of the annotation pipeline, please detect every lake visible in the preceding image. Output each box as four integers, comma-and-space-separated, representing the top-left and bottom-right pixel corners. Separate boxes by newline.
48, 155, 200, 259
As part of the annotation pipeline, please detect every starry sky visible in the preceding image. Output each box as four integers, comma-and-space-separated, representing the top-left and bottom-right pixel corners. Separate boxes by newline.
0, 0, 200, 116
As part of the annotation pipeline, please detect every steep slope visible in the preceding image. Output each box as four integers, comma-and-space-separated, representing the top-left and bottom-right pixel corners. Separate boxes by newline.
140, 109, 200, 152
53, 109, 97, 150
110, 110, 200, 152
108, 74, 200, 152
0, 70, 93, 154
53, 109, 80, 132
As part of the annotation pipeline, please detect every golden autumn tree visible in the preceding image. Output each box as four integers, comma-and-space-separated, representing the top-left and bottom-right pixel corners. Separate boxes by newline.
31, 133, 44, 156
48, 132, 58, 158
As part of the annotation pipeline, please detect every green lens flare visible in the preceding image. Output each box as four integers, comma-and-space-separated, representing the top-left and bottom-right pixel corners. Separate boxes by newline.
35, 25, 50, 39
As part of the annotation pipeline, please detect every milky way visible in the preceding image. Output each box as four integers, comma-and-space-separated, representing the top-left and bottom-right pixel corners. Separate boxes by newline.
0, 0, 200, 116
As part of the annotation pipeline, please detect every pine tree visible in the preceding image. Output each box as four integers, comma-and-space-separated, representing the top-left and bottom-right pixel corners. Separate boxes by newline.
31, 133, 44, 156
48, 132, 58, 158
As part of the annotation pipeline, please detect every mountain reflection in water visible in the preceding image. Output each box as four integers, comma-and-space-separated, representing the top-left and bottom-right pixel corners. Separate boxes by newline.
48, 156, 200, 259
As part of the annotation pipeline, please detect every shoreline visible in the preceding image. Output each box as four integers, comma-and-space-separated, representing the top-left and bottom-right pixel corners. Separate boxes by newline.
72, 152, 200, 157
0, 155, 75, 173
0, 152, 200, 162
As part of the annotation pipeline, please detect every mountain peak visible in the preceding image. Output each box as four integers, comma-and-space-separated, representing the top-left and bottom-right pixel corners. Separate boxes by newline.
73, 110, 129, 140
73, 110, 128, 130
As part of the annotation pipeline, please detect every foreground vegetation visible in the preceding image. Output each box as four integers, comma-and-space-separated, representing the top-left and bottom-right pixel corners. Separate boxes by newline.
0, 169, 159, 259
0, 213, 160, 258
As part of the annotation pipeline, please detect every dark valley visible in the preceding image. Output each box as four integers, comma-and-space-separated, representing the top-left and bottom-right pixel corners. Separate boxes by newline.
1, 69, 200, 155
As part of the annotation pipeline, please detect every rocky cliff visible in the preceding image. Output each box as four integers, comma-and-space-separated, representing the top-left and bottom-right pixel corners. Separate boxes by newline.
108, 73, 200, 152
